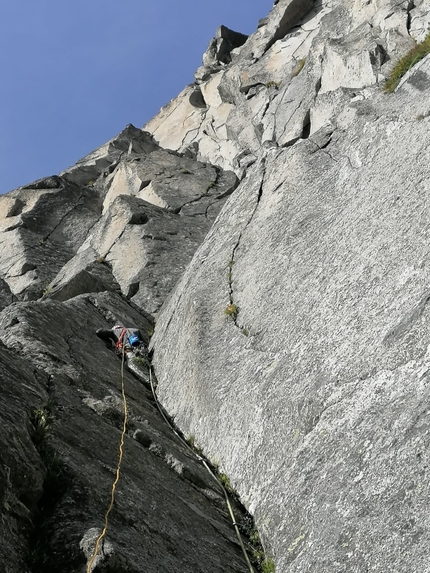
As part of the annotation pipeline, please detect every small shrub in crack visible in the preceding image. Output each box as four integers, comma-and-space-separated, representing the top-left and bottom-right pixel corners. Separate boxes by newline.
247, 527, 276, 572
291, 58, 306, 78
262, 558, 276, 573
27, 403, 78, 572
186, 434, 204, 456
30, 403, 55, 445
384, 33, 430, 93
219, 472, 233, 492
132, 356, 148, 367
224, 303, 238, 320
266, 80, 281, 89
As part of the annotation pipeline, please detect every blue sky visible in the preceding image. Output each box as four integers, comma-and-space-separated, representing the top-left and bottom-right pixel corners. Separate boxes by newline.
0, 1, 273, 194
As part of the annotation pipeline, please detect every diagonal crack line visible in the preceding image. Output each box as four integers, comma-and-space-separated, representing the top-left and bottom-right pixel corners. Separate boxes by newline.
1, 193, 88, 274
406, 0, 415, 36
228, 161, 266, 328
309, 137, 338, 162
42, 194, 86, 243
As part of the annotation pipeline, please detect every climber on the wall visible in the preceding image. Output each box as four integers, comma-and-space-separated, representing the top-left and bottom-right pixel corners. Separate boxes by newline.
96, 325, 142, 354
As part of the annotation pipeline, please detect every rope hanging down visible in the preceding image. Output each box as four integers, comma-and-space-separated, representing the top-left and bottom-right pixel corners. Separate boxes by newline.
85, 350, 255, 573
149, 368, 255, 573
86, 348, 128, 573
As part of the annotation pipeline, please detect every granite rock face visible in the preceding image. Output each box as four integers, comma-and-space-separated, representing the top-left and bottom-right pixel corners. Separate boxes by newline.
145, 0, 423, 176
0, 127, 242, 570
0, 292, 249, 573
149, 2, 430, 572
0, 124, 237, 313
3, 0, 430, 572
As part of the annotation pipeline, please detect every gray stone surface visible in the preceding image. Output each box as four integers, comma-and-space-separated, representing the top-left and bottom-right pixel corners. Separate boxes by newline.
3, 1, 430, 572
144, 0, 419, 175
0, 177, 103, 300
0, 124, 237, 313
0, 292, 249, 572
46, 154, 237, 313
151, 58, 430, 572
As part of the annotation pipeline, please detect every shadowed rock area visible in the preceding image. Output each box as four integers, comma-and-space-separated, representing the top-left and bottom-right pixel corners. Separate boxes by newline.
0, 292, 249, 572
0, 123, 244, 570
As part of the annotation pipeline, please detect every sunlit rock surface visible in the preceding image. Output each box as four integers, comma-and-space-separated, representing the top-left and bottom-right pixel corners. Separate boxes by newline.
3, 1, 430, 571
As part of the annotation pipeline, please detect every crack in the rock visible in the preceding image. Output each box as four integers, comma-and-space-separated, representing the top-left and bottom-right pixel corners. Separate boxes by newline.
227, 161, 266, 329
178, 172, 220, 215
42, 193, 86, 243
102, 225, 129, 261
384, 290, 430, 346
308, 134, 337, 162
278, 98, 304, 144
406, 0, 416, 36
2, 245, 41, 275
262, 0, 315, 57
179, 169, 239, 216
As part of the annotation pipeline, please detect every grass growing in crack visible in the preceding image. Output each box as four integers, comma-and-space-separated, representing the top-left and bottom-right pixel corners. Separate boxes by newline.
224, 303, 238, 320
236, 519, 276, 572
27, 402, 76, 572
42, 285, 51, 296
132, 356, 148, 367
262, 558, 276, 572
30, 403, 55, 445
266, 80, 281, 89
291, 58, 306, 78
186, 434, 204, 456
384, 33, 430, 93
219, 472, 233, 492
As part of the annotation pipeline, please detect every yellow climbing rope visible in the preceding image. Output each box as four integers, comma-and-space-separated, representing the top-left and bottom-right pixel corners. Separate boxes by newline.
85, 351, 254, 573
86, 348, 128, 573
149, 368, 255, 573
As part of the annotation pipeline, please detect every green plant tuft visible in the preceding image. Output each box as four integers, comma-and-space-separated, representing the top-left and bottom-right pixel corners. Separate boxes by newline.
291, 58, 306, 78
133, 356, 147, 367
30, 404, 55, 441
417, 111, 430, 121
219, 472, 232, 491
187, 434, 195, 448
42, 285, 51, 296
266, 80, 281, 89
224, 303, 238, 320
384, 33, 430, 93
262, 558, 276, 573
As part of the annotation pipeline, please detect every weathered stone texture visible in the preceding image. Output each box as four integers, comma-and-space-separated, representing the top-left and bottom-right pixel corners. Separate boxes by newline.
0, 292, 249, 572
151, 60, 430, 572
3, 1, 430, 571
144, 0, 421, 177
